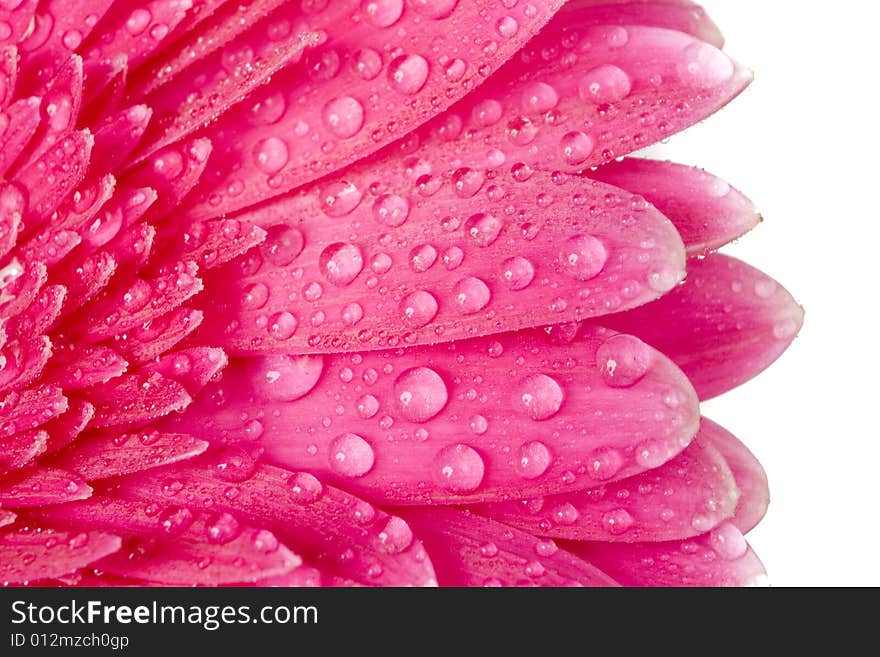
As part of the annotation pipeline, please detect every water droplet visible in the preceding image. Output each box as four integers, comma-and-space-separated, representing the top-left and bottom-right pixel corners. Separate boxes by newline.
320, 181, 362, 217
378, 517, 413, 553
453, 277, 491, 314
708, 523, 748, 560
512, 374, 564, 421
400, 290, 439, 328
241, 282, 269, 310
394, 367, 448, 422
288, 472, 323, 503
560, 131, 595, 165
596, 334, 651, 387
342, 302, 364, 326
464, 213, 503, 247
206, 512, 241, 544
363, 0, 403, 27
319, 242, 364, 286
444, 58, 466, 81
433, 444, 485, 493
303, 281, 323, 301
213, 447, 259, 482
373, 194, 410, 226
517, 441, 552, 479
559, 234, 607, 280
677, 41, 734, 88
126, 8, 152, 35
442, 246, 464, 270
602, 508, 634, 535
480, 542, 499, 558
472, 100, 503, 127
500, 256, 535, 290
328, 433, 375, 477
268, 311, 298, 340
253, 137, 289, 175
389, 54, 429, 94
496, 15, 519, 38
356, 394, 379, 418
469, 414, 488, 435
409, 244, 438, 272
579, 65, 632, 103
252, 354, 324, 401
536, 539, 558, 557
261, 225, 304, 265
322, 96, 365, 139
521, 81, 559, 113
452, 167, 485, 198
552, 503, 580, 525
411, 0, 458, 20
159, 507, 194, 536
635, 439, 676, 469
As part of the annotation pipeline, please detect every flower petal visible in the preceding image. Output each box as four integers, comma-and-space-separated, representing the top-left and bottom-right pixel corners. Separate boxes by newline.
0, 467, 92, 507
36, 497, 301, 586
119, 461, 438, 587
588, 158, 759, 255
0, 336, 53, 394
568, 521, 767, 586
0, 0, 38, 47
0, 527, 121, 585
90, 105, 153, 175
41, 399, 94, 455
700, 417, 768, 534
566, 0, 724, 47
603, 253, 804, 399
166, 218, 267, 272
0, 384, 68, 435
49, 428, 208, 479
0, 97, 42, 177
0, 45, 16, 107
473, 423, 738, 542
0, 183, 24, 259
7, 284, 65, 338
198, 173, 685, 353
141, 346, 228, 396
181, 0, 566, 217
401, 507, 617, 587
0, 509, 15, 527
1, 429, 47, 472
43, 345, 128, 390
175, 325, 699, 504
112, 306, 204, 364
88, 371, 191, 428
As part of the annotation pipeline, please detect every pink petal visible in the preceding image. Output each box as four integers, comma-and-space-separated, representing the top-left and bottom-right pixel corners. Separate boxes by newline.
604, 254, 804, 399
19, 229, 82, 266
0, 385, 68, 435
181, 0, 566, 218
197, 173, 684, 353
176, 325, 699, 504
0, 467, 92, 507
41, 399, 94, 455
36, 497, 301, 586
569, 521, 768, 586
18, 56, 83, 163
90, 105, 152, 175
565, 0, 724, 47
0, 336, 53, 394
137, 12, 315, 156
75, 187, 156, 251
402, 507, 617, 587
102, 222, 157, 271
0, 527, 121, 585
0, 183, 24, 259
53, 250, 117, 311
167, 218, 267, 272
7, 284, 65, 338
119, 461, 438, 587
0, 97, 42, 177
80, 54, 129, 123
0, 0, 38, 47
88, 371, 191, 428
141, 347, 228, 396
473, 425, 737, 542
50, 428, 208, 479
79, 0, 191, 70
700, 417, 769, 534
0, 509, 15, 527
43, 344, 128, 390
15, 129, 93, 222
0, 45, 15, 106
588, 158, 760, 255
46, 173, 116, 235
127, 0, 293, 98
112, 306, 204, 364
1, 261, 47, 320
1, 429, 47, 472
65, 260, 202, 343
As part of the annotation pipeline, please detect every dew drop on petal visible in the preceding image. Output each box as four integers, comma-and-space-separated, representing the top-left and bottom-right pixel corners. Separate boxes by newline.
411, 0, 458, 20
373, 194, 410, 226
400, 290, 439, 328
708, 523, 749, 560
560, 131, 595, 165
252, 354, 324, 402
328, 433, 375, 477
261, 226, 304, 265
433, 444, 485, 493
409, 244, 438, 273
521, 81, 559, 113
579, 65, 632, 103
322, 96, 365, 139
320, 181, 362, 217
512, 374, 564, 421
389, 54, 429, 94
464, 213, 502, 247
559, 234, 607, 280
453, 277, 491, 314
596, 334, 651, 387
517, 441, 552, 479
394, 367, 448, 422
677, 41, 735, 88
319, 242, 364, 286
288, 472, 323, 504
253, 137, 289, 175
362, 0, 404, 28
500, 256, 535, 290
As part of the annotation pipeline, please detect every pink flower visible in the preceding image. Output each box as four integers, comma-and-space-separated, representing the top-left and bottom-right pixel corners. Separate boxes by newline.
0, 0, 801, 587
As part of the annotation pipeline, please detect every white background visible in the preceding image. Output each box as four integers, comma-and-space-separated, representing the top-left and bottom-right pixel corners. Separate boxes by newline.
643, 0, 880, 585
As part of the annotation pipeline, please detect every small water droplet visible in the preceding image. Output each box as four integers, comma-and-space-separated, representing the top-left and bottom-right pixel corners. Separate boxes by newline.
559, 234, 607, 280
394, 367, 448, 422
518, 441, 552, 479
253, 137, 289, 175
400, 290, 439, 328
452, 277, 491, 314
433, 444, 485, 493
328, 433, 375, 477
596, 334, 651, 387
500, 256, 535, 290
322, 96, 365, 139
319, 242, 364, 286
513, 374, 564, 420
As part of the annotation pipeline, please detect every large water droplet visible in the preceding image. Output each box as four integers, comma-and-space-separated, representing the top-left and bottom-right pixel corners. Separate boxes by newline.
433, 444, 485, 493
677, 41, 734, 88
373, 194, 410, 226
252, 354, 324, 402
400, 290, 439, 328
253, 137, 289, 175
328, 433, 375, 477
363, 0, 403, 27
500, 256, 535, 290
602, 509, 634, 535
261, 226, 304, 265
596, 334, 651, 387
464, 213, 502, 247
453, 277, 491, 314
268, 311, 298, 340
206, 512, 241, 544
517, 441, 552, 479
512, 374, 564, 421
559, 234, 607, 280
288, 472, 323, 503
560, 131, 595, 165
409, 244, 438, 272
319, 242, 364, 286
708, 523, 748, 560
411, 0, 458, 20
579, 65, 632, 103
322, 96, 365, 139
521, 82, 559, 113
378, 516, 413, 553
389, 54, 429, 94
394, 367, 448, 422
320, 181, 362, 217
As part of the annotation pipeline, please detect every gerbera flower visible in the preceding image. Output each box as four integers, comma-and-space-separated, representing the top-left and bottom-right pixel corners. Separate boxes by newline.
0, 0, 801, 587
